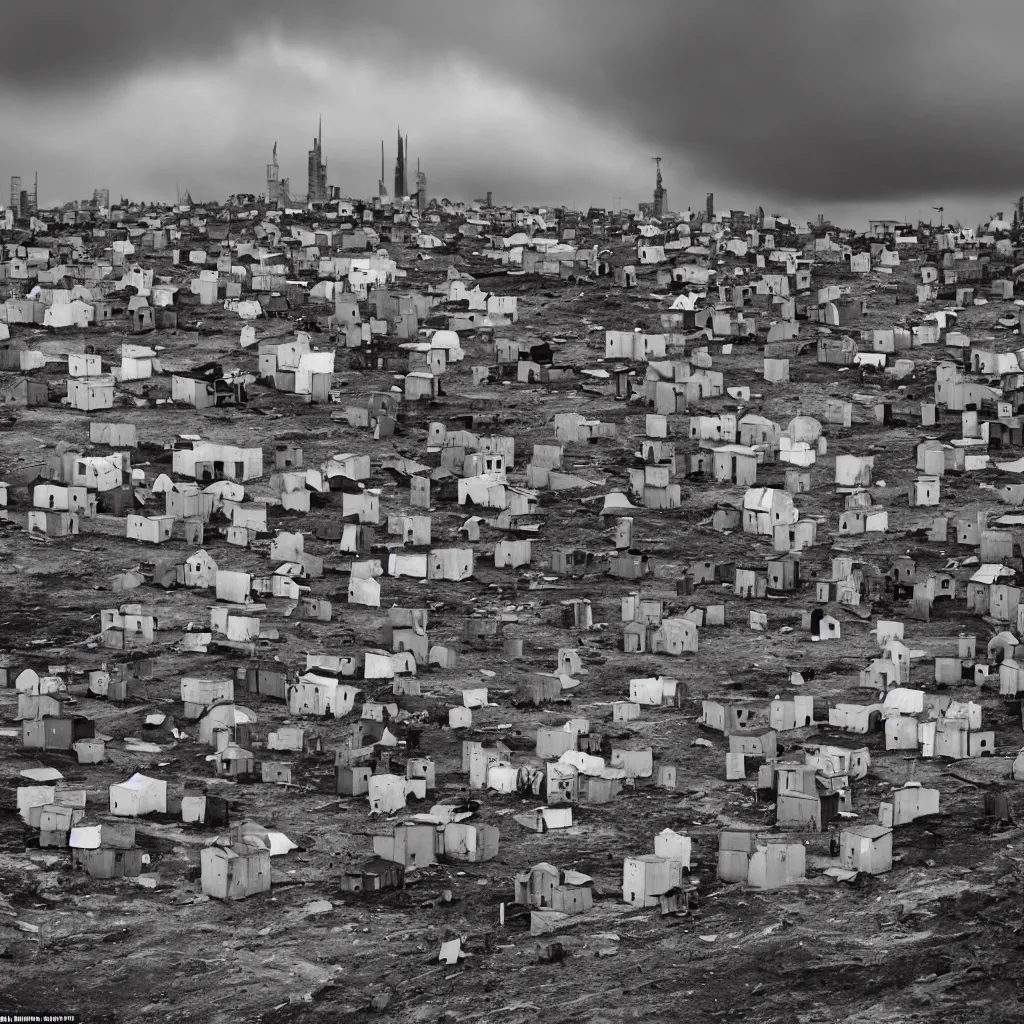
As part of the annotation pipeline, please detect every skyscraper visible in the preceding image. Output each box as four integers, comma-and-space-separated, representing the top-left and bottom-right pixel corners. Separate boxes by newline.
416, 159, 427, 214
267, 141, 280, 206
652, 157, 666, 218
394, 128, 408, 199
307, 118, 327, 204
9, 176, 21, 218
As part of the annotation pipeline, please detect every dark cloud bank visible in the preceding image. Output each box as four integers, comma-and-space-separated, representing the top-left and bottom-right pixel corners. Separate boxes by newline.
5, 0, 1024, 207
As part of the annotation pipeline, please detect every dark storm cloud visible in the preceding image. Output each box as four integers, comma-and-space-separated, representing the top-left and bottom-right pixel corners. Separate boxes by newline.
6, 0, 1024, 205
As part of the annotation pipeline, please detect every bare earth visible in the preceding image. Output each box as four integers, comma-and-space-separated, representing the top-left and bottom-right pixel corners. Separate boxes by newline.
1, 238, 1022, 1023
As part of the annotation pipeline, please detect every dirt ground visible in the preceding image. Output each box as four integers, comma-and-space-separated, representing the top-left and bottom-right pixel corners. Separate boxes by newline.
2, 238, 1024, 1023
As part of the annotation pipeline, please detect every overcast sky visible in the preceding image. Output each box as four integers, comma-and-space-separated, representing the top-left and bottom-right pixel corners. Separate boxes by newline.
3, 0, 1023, 229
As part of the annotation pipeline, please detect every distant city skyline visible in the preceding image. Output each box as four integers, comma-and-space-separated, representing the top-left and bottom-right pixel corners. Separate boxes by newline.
0, 153, 1005, 236
2, 121, 1011, 231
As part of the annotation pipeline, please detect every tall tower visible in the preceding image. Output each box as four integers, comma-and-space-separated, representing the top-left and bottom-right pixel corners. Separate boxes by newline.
416, 158, 427, 213
651, 157, 666, 218
307, 118, 327, 204
267, 141, 280, 205
706, 191, 715, 221
9, 176, 21, 218
394, 128, 407, 199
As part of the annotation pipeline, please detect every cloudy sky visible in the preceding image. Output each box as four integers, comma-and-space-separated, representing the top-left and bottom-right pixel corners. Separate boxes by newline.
2, 0, 1022, 228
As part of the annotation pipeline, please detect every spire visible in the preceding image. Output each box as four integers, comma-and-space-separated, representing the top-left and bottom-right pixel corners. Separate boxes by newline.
382, 140, 385, 182
318, 115, 322, 148
394, 127, 407, 199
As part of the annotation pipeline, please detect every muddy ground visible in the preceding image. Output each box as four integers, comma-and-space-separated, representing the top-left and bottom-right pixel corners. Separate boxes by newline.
1, 239, 1024, 1023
